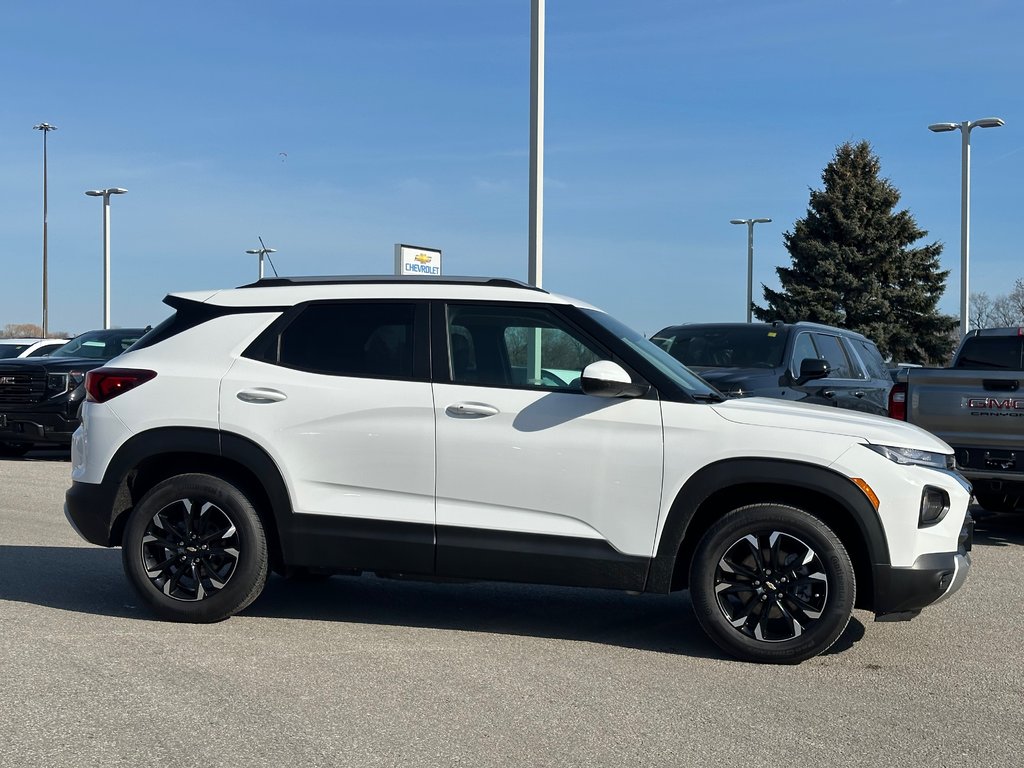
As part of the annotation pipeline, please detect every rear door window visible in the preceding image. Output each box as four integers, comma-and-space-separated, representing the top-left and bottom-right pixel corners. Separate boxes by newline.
263, 301, 422, 380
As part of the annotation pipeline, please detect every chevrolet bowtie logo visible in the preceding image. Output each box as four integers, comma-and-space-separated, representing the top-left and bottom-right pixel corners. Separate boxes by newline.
414, 253, 432, 264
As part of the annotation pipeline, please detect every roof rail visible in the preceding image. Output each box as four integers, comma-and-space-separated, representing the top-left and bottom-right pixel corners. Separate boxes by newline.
236, 275, 547, 292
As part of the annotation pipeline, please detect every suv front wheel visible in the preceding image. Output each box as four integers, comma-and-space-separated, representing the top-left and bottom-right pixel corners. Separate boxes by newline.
122, 473, 269, 622
689, 503, 855, 664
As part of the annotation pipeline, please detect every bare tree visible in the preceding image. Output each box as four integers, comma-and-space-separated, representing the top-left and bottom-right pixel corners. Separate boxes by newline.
0, 323, 70, 339
970, 292, 995, 329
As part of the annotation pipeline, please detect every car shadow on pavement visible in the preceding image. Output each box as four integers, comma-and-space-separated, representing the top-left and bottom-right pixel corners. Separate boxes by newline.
0, 449, 70, 464
249, 570, 867, 659
0, 545, 867, 660
970, 510, 1024, 547
0, 545, 139, 619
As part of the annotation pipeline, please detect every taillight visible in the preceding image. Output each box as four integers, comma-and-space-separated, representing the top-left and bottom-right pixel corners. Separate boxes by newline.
888, 382, 907, 420
85, 368, 157, 403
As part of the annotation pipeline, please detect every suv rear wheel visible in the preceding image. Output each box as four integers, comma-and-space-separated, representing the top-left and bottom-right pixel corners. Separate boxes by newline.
121, 473, 269, 622
689, 503, 855, 664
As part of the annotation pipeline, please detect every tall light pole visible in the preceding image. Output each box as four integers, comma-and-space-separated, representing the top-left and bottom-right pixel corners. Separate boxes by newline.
85, 188, 128, 329
730, 217, 772, 322
33, 122, 57, 336
246, 244, 277, 279
928, 116, 1005, 337
528, 0, 544, 288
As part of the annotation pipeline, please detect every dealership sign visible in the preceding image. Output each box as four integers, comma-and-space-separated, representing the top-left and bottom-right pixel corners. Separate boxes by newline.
395, 244, 442, 276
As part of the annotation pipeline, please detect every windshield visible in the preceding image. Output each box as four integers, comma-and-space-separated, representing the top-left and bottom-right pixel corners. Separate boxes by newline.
51, 329, 144, 360
0, 344, 30, 359
581, 309, 720, 397
652, 325, 790, 368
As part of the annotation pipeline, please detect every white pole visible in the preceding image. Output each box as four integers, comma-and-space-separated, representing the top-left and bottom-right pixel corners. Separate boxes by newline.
102, 193, 111, 329
929, 117, 1003, 336
746, 222, 755, 323
959, 122, 971, 337
528, 0, 544, 288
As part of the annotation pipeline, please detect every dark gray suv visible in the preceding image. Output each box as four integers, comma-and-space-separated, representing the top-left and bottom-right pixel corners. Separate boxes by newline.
651, 321, 893, 416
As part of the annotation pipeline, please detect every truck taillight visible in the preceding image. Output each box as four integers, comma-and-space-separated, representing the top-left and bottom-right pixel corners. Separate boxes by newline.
85, 368, 157, 403
888, 382, 907, 420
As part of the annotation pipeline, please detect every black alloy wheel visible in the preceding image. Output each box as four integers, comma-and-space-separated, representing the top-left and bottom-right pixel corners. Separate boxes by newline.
122, 473, 269, 622
713, 529, 828, 643
140, 497, 241, 601
690, 503, 855, 664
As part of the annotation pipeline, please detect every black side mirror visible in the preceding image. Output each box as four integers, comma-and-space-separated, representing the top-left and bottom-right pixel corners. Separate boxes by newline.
795, 357, 830, 385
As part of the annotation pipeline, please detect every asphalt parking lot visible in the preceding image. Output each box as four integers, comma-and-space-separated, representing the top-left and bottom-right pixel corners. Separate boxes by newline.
1, 451, 1023, 768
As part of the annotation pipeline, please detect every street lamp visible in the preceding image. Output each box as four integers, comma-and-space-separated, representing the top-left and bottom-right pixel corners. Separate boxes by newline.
928, 116, 1005, 337
730, 217, 772, 322
33, 122, 57, 336
85, 188, 128, 329
245, 244, 277, 279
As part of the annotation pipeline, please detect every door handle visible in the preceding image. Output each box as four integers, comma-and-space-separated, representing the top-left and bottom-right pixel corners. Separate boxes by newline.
822, 390, 836, 398
853, 391, 866, 398
445, 402, 499, 419
236, 388, 287, 404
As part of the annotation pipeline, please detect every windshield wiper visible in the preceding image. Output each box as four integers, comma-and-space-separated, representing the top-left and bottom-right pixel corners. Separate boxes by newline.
689, 392, 725, 403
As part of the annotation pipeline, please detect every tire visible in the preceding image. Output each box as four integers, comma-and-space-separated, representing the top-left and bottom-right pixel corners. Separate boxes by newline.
974, 492, 1019, 513
689, 503, 855, 664
121, 473, 269, 623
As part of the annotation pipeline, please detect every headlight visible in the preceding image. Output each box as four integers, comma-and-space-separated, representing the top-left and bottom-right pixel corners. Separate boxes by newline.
46, 373, 69, 393
865, 443, 952, 470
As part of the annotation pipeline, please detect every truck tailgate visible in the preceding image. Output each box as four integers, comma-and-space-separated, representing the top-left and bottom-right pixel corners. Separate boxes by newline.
906, 367, 1024, 448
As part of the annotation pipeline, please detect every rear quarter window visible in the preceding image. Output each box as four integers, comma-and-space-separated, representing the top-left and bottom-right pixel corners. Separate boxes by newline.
850, 338, 888, 380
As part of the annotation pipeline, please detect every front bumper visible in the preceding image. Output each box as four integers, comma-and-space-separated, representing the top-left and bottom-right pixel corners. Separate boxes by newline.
0, 409, 78, 445
873, 516, 973, 620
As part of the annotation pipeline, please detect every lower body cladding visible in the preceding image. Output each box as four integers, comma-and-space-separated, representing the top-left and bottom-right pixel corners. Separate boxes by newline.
873, 516, 973, 620
62, 443, 974, 664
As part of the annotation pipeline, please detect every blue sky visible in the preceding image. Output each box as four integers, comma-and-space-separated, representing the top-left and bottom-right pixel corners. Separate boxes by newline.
1, 0, 1022, 337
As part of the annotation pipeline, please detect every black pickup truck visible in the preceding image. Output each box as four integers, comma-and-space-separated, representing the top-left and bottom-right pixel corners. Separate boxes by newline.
890, 327, 1024, 512
0, 327, 147, 455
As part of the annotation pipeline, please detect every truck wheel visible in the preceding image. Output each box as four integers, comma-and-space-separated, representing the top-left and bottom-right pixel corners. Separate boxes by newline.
121, 473, 269, 623
974, 492, 1019, 513
689, 503, 855, 664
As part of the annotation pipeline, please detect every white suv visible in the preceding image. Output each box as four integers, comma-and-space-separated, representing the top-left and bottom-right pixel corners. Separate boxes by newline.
64, 276, 972, 663
0, 337, 69, 358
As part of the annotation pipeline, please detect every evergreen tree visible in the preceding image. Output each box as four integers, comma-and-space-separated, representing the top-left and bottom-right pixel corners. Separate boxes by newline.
753, 140, 957, 364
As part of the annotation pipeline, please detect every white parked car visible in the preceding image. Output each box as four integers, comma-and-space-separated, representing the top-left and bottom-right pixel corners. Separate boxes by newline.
63, 276, 972, 663
0, 337, 68, 359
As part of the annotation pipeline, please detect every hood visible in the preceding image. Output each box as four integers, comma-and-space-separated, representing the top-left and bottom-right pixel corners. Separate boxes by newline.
0, 356, 107, 372
693, 367, 777, 392
710, 396, 951, 453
